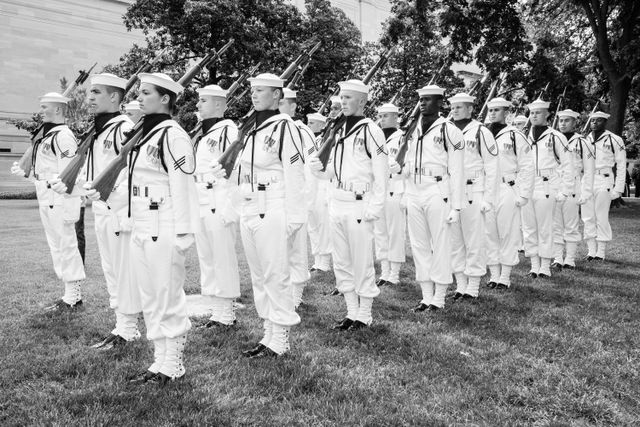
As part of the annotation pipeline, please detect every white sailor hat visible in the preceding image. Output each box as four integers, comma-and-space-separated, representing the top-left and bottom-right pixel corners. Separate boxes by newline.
307, 112, 327, 123
448, 92, 476, 104
338, 79, 369, 94
416, 85, 445, 97
39, 92, 71, 104
248, 73, 285, 88
196, 84, 228, 98
377, 103, 399, 114
330, 96, 341, 104
513, 114, 528, 124
124, 100, 141, 111
138, 73, 183, 95
487, 97, 513, 109
557, 109, 580, 119
527, 98, 550, 110
282, 88, 297, 99
90, 73, 127, 90
590, 111, 610, 120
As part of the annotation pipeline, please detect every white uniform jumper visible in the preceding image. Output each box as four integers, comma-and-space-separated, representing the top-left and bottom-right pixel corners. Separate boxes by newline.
193, 119, 241, 325
127, 119, 195, 378
237, 113, 304, 354
581, 130, 626, 258
552, 133, 595, 266
451, 120, 499, 298
404, 116, 465, 308
485, 125, 534, 287
33, 124, 85, 304
522, 127, 574, 276
316, 117, 388, 325
86, 114, 140, 339
374, 128, 406, 285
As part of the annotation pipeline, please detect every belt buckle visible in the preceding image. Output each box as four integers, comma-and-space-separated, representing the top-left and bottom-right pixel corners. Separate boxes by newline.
133, 186, 138, 196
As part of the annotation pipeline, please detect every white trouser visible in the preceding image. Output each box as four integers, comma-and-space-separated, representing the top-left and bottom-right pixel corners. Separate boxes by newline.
553, 196, 581, 245
329, 197, 379, 298
240, 197, 301, 327
288, 223, 310, 285
373, 208, 389, 262
376, 192, 406, 263
582, 174, 614, 242
406, 181, 453, 285
194, 211, 241, 298
93, 210, 121, 309
451, 190, 486, 276
115, 230, 140, 315
35, 182, 85, 283
522, 175, 559, 259
486, 182, 522, 267
307, 192, 332, 259
130, 197, 191, 340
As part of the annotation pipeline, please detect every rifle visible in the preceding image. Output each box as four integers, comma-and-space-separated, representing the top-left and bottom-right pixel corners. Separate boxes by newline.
315, 46, 396, 170
388, 84, 407, 106
91, 42, 234, 201
216, 41, 322, 179
551, 86, 567, 130
522, 82, 551, 134
477, 72, 508, 123
17, 62, 97, 177
59, 48, 170, 194
581, 95, 606, 134
395, 64, 453, 170
191, 61, 262, 141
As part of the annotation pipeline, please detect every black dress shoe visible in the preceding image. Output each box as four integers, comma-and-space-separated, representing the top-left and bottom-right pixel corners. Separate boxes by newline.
427, 304, 440, 311
45, 299, 83, 312
201, 319, 237, 329
551, 262, 563, 270
538, 273, 550, 279
495, 283, 509, 290
309, 267, 319, 272
92, 334, 127, 350
461, 294, 477, 300
128, 370, 158, 385
585, 255, 595, 261
147, 372, 184, 387
486, 281, 497, 289
563, 264, 576, 270
329, 288, 341, 296
528, 272, 538, 279
452, 292, 464, 301
377, 279, 389, 287
248, 347, 280, 359
593, 256, 603, 261
411, 302, 429, 312
331, 318, 354, 330
347, 320, 368, 331
242, 343, 266, 357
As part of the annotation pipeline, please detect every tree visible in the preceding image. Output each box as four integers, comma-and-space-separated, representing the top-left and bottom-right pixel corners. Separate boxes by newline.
110, 0, 362, 127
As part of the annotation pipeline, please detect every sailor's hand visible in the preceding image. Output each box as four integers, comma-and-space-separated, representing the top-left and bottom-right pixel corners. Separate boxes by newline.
515, 196, 528, 207
11, 162, 25, 177
210, 162, 227, 179
48, 177, 68, 194
83, 183, 101, 202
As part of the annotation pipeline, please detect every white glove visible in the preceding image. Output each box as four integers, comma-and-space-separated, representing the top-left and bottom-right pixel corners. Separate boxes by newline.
210, 162, 227, 179
83, 183, 101, 202
577, 196, 589, 205
307, 155, 323, 172
480, 200, 492, 213
556, 193, 568, 203
363, 210, 378, 222
446, 209, 460, 224
287, 222, 303, 238
610, 190, 621, 200
389, 160, 401, 175
11, 162, 25, 177
515, 196, 528, 207
175, 233, 194, 251
48, 177, 67, 195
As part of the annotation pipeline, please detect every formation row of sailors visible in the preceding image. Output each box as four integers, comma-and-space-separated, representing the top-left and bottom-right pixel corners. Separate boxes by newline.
11, 71, 626, 386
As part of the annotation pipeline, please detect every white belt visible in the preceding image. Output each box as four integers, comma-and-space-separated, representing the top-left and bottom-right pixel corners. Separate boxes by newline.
413, 166, 448, 177
34, 172, 57, 181
132, 185, 171, 200
595, 167, 612, 176
193, 172, 219, 184
465, 169, 484, 180
536, 167, 557, 177
336, 181, 370, 193
242, 173, 283, 184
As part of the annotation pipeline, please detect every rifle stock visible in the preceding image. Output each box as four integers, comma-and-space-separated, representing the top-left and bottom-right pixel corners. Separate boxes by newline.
316, 46, 395, 170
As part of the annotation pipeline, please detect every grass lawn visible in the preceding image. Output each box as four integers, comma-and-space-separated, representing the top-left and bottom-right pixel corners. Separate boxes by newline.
1, 199, 639, 426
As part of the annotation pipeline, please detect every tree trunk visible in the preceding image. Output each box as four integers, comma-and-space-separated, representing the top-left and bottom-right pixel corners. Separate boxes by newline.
607, 75, 631, 135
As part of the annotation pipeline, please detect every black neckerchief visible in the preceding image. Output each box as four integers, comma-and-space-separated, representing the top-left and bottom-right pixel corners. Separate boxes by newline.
532, 125, 548, 142
563, 131, 575, 141
454, 118, 472, 131
255, 110, 279, 128
421, 114, 439, 134
94, 112, 120, 136
383, 127, 397, 140
42, 122, 61, 137
593, 129, 605, 141
142, 113, 171, 137
488, 122, 507, 137
345, 116, 364, 135
202, 117, 223, 134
